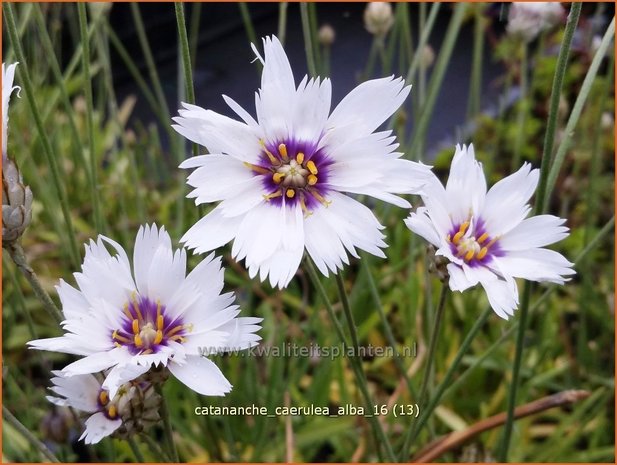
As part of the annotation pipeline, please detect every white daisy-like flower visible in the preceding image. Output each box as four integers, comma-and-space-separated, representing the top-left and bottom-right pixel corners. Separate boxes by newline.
47, 371, 160, 444
2, 62, 21, 161
28, 224, 262, 398
172, 35, 432, 288
405, 144, 575, 319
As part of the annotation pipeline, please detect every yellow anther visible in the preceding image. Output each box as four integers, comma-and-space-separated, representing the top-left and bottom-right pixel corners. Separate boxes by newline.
459, 221, 470, 234
99, 391, 109, 406
263, 190, 283, 201
296, 152, 305, 164
169, 335, 187, 343
131, 294, 144, 322
243, 162, 270, 174
132, 319, 140, 334
299, 196, 312, 218
108, 405, 117, 419
464, 250, 475, 261
114, 342, 122, 348
134, 334, 143, 347
264, 148, 278, 164
446, 234, 451, 243
485, 236, 499, 248
307, 174, 318, 186
452, 231, 465, 245
122, 304, 134, 321
112, 330, 132, 345
154, 330, 163, 345
477, 232, 489, 244
286, 189, 296, 198
310, 190, 331, 207
157, 314, 164, 331
477, 247, 488, 260
272, 172, 285, 184
306, 160, 318, 175
278, 143, 288, 160
141, 349, 153, 355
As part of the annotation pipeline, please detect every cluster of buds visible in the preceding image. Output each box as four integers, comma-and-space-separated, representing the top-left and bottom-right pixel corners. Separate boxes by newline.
108, 377, 162, 439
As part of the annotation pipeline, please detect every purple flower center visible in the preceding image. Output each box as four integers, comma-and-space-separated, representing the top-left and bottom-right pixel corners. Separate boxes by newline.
446, 218, 503, 267
244, 138, 333, 214
111, 295, 190, 355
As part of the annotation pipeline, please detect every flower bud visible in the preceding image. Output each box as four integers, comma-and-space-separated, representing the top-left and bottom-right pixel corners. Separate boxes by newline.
420, 44, 435, 69
111, 380, 162, 439
364, 2, 394, 37
426, 244, 449, 283
2, 158, 33, 245
506, 2, 566, 42
318, 24, 336, 46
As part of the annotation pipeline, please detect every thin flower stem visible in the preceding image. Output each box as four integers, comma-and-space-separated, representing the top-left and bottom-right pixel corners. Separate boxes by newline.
140, 432, 171, 462
544, 16, 615, 210
334, 273, 397, 462
238, 3, 258, 48
77, 3, 104, 234
175, 2, 198, 157
304, 259, 387, 461
467, 7, 485, 120
6, 242, 63, 324
127, 437, 145, 462
399, 283, 448, 457
277, 3, 289, 46
499, 5, 582, 462
361, 259, 417, 399
300, 2, 318, 78
399, 306, 492, 460
408, 3, 467, 159
3, 405, 60, 462
533, 3, 582, 216
159, 392, 179, 462
4, 2, 81, 269
188, 2, 202, 69
511, 42, 528, 171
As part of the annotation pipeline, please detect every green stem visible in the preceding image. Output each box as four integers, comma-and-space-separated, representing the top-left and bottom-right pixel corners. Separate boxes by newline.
543, 16, 615, 210
127, 437, 145, 462
4, 2, 81, 269
467, 8, 485, 120
533, 3, 582, 215
300, 2, 318, 78
159, 392, 179, 461
140, 432, 171, 461
277, 2, 289, 46
409, 3, 467, 160
499, 6, 582, 461
6, 242, 63, 324
238, 3, 258, 51
77, 3, 104, 234
175, 2, 198, 157
399, 284, 448, 457
362, 259, 417, 399
304, 260, 385, 461
3, 405, 59, 462
188, 2, 202, 69
399, 306, 491, 460
512, 42, 528, 170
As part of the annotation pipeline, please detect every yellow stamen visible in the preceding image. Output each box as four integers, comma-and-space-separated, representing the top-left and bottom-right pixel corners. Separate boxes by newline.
485, 236, 499, 248
141, 349, 153, 355
263, 190, 283, 201
264, 149, 278, 164
477, 232, 489, 244
477, 247, 488, 260
452, 222, 470, 245
169, 335, 186, 343
153, 330, 163, 345
112, 330, 133, 345
132, 319, 140, 334
286, 189, 296, 198
108, 405, 117, 419
122, 304, 134, 321
114, 342, 122, 348
464, 250, 475, 261
134, 334, 143, 347
99, 391, 109, 406
243, 162, 270, 175
131, 294, 144, 322
299, 196, 312, 218
296, 152, 305, 164
278, 143, 288, 160
310, 190, 331, 207
306, 160, 318, 175
157, 314, 164, 331
307, 174, 318, 186
166, 325, 185, 338
272, 172, 285, 184
446, 234, 452, 243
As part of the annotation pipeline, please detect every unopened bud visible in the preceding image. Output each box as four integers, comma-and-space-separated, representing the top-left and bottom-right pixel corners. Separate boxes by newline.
2, 158, 33, 245
318, 24, 336, 46
427, 244, 449, 283
364, 2, 394, 37
420, 45, 435, 69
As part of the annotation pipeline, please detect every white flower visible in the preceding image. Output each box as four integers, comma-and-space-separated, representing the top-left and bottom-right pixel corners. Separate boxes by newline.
364, 2, 395, 37
405, 144, 575, 319
47, 371, 122, 444
29, 224, 262, 398
2, 62, 21, 161
47, 371, 160, 444
507, 2, 566, 42
172, 36, 432, 288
